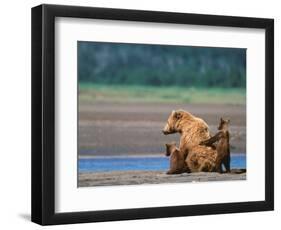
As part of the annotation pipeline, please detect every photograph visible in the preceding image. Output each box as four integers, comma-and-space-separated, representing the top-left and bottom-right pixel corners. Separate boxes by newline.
77, 41, 247, 187
31, 4, 274, 225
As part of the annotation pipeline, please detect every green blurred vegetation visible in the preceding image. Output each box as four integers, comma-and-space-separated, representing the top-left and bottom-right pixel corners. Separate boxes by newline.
78, 42, 246, 88
79, 84, 246, 105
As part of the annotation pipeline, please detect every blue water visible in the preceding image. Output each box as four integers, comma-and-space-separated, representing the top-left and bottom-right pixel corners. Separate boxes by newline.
79, 154, 246, 173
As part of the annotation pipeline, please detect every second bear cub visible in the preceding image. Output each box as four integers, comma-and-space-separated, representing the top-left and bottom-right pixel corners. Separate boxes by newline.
165, 142, 189, 174
200, 118, 230, 173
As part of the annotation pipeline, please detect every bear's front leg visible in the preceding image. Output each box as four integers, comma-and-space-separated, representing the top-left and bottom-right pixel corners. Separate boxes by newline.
223, 155, 231, 173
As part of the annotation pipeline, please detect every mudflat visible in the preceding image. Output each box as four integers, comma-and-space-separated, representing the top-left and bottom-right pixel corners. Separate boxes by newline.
78, 170, 246, 187
79, 101, 246, 156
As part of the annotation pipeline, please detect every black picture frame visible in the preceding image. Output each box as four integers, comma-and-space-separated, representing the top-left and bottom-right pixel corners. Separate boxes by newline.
31, 4, 274, 225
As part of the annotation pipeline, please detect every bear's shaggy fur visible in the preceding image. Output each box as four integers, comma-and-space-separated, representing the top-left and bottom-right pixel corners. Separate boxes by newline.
200, 118, 230, 173
186, 145, 217, 172
165, 142, 189, 174
162, 109, 212, 156
162, 109, 220, 173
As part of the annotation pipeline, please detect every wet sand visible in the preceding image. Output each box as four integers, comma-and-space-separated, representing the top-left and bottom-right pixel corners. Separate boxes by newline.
78, 170, 246, 187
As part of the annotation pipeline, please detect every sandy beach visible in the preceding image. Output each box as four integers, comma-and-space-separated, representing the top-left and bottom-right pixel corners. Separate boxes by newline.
78, 170, 246, 187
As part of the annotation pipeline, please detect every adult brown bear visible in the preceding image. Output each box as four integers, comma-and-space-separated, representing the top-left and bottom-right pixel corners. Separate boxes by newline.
162, 109, 212, 154
162, 109, 218, 173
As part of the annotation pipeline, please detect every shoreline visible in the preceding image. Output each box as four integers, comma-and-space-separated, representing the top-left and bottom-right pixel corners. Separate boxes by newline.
78, 170, 246, 187
78, 153, 246, 159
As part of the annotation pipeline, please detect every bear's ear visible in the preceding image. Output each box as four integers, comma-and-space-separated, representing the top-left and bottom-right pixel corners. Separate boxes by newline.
174, 111, 182, 119
220, 117, 228, 124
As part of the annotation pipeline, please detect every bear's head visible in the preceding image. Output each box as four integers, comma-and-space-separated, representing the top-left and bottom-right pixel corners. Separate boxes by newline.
218, 118, 230, 131
165, 142, 177, 156
162, 110, 186, 135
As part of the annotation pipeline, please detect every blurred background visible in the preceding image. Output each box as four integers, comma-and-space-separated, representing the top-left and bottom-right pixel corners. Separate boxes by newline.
78, 42, 246, 88
78, 42, 246, 104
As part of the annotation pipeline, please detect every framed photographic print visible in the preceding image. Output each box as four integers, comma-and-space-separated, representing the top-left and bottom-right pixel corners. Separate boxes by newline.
31, 4, 274, 225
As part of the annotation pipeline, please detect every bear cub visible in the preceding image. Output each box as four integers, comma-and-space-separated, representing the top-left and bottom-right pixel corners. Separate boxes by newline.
200, 118, 231, 173
165, 142, 189, 174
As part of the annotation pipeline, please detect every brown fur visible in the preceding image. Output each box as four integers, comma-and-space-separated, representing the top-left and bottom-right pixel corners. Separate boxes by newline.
163, 109, 220, 173
162, 110, 211, 156
200, 118, 231, 173
186, 145, 217, 172
165, 142, 189, 174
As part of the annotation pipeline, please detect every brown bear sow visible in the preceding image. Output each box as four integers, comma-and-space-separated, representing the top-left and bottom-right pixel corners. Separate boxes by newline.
165, 142, 188, 174
200, 118, 230, 173
162, 109, 219, 173
162, 109, 211, 158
